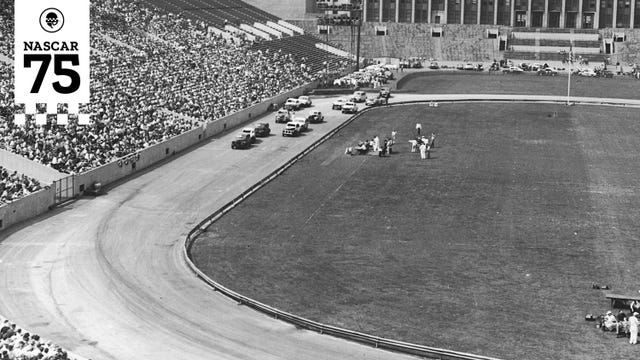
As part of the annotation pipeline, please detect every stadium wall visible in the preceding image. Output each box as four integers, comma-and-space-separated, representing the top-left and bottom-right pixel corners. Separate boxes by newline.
290, 21, 504, 61
74, 81, 318, 195
0, 186, 55, 231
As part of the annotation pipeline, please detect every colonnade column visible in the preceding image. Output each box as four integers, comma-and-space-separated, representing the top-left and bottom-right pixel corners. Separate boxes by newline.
510, 0, 516, 25
461, 0, 465, 23
631, 0, 635, 28
477, 0, 482, 24
396, 0, 400, 21
494, 0, 498, 24
412, 0, 417, 22
544, 0, 549, 26
380, 0, 384, 21
444, 0, 449, 23
594, 0, 600, 26
363, 0, 368, 22
528, 0, 533, 26
428, 0, 433, 22
612, 0, 618, 27
560, 0, 566, 28
577, 0, 583, 28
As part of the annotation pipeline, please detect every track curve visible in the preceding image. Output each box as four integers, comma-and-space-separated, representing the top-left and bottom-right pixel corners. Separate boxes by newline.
1, 93, 639, 360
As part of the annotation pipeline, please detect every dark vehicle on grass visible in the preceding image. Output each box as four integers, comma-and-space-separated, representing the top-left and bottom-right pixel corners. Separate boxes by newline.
255, 122, 271, 137
537, 68, 559, 76
597, 69, 614, 78
282, 122, 302, 137
231, 133, 251, 149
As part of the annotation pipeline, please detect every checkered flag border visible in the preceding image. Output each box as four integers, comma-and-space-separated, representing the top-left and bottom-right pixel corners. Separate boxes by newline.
13, 102, 92, 127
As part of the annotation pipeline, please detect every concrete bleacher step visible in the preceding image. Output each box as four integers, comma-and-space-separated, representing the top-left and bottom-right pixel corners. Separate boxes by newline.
240, 23, 271, 40
315, 43, 354, 59
278, 20, 304, 34
266, 21, 294, 36
254, 22, 282, 38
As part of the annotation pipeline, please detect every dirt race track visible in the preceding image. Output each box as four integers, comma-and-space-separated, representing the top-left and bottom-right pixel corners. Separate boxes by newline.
0, 74, 639, 359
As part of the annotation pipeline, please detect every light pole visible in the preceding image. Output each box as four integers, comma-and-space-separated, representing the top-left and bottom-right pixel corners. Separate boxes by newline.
560, 49, 574, 106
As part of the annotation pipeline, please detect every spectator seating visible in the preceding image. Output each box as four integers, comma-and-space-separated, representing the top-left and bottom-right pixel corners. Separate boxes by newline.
0, 316, 72, 360
0, 166, 42, 205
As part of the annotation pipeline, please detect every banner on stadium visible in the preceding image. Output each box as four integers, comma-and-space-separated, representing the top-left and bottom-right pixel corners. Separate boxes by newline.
14, 0, 90, 116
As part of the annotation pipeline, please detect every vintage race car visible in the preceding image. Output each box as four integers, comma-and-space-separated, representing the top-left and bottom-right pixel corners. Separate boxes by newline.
365, 97, 388, 106
255, 122, 271, 137
291, 116, 309, 131
231, 133, 251, 149
284, 98, 301, 110
282, 122, 302, 137
332, 98, 348, 110
341, 101, 358, 114
298, 95, 312, 107
241, 127, 256, 143
275, 109, 291, 123
307, 110, 324, 123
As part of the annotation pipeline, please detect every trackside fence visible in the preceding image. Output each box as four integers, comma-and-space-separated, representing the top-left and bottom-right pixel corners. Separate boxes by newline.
182, 104, 503, 360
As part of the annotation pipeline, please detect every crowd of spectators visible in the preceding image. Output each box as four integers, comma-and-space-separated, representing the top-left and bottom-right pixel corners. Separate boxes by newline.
0, 0, 344, 175
0, 166, 42, 205
0, 317, 72, 360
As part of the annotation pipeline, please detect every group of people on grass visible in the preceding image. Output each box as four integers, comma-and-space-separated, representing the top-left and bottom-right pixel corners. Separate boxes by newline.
409, 123, 436, 160
600, 300, 640, 345
345, 134, 395, 157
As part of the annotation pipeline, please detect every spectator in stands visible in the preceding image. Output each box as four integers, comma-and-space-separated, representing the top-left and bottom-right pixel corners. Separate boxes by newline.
0, 167, 42, 205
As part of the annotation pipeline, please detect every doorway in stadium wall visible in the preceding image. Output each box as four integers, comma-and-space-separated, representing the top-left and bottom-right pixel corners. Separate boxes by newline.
54, 175, 76, 205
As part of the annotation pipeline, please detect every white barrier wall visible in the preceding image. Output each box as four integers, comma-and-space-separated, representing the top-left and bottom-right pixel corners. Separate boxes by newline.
0, 186, 55, 231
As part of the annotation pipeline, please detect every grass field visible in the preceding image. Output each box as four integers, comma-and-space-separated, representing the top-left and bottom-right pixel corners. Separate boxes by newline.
191, 95, 640, 358
397, 72, 640, 99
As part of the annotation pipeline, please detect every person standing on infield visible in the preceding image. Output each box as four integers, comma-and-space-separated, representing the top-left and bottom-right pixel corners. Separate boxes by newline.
630, 312, 639, 345
419, 141, 427, 160
416, 123, 422, 136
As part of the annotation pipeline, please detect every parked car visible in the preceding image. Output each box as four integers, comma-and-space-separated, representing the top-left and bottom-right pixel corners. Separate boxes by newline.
284, 98, 301, 110
282, 122, 301, 137
231, 133, 251, 149
429, 61, 440, 69
254, 122, 271, 137
307, 110, 324, 123
275, 108, 291, 123
379, 87, 390, 98
579, 69, 597, 77
351, 91, 367, 103
503, 66, 524, 73
463, 63, 475, 70
298, 95, 312, 107
537, 68, 558, 76
341, 101, 358, 114
599, 69, 614, 78
241, 127, 256, 143
332, 98, 348, 110
365, 96, 388, 106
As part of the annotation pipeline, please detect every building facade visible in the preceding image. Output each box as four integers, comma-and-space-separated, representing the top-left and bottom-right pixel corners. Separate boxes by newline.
361, 0, 640, 28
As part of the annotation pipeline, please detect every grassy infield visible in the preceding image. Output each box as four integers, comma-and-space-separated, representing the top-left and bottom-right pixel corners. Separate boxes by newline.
192, 73, 640, 360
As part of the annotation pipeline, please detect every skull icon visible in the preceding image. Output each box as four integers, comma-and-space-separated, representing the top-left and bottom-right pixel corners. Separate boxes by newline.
45, 12, 59, 28
39, 8, 64, 33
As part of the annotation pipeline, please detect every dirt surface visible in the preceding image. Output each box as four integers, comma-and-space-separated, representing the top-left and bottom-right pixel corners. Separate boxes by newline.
193, 102, 640, 360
